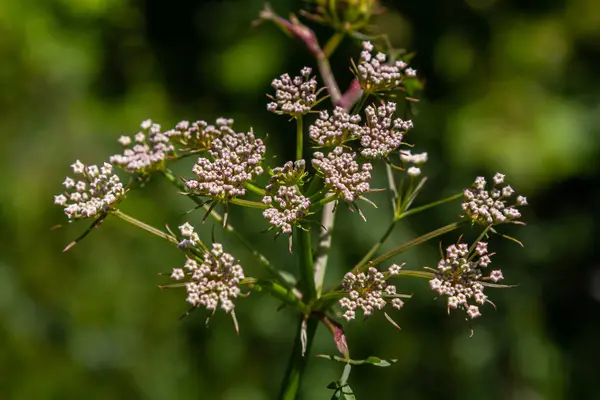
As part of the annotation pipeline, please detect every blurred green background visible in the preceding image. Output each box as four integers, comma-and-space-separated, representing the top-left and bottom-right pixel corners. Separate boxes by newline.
1, 0, 599, 398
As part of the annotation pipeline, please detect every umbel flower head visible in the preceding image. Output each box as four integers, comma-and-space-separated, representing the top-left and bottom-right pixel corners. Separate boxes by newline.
355, 41, 416, 94
312, 147, 372, 203
165, 118, 234, 151
54, 160, 125, 219
429, 241, 502, 319
110, 119, 175, 174
308, 107, 362, 147
339, 264, 404, 321
359, 101, 413, 159
171, 223, 245, 314
262, 160, 311, 236
267, 67, 323, 117
185, 129, 266, 200
462, 173, 527, 225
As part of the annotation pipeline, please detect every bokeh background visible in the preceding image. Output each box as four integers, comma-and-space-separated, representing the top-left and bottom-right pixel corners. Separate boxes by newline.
2, 0, 599, 398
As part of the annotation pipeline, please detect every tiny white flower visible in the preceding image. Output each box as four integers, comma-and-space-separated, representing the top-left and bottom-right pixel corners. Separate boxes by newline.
493, 173, 505, 185
407, 167, 421, 176
490, 270, 504, 282
467, 305, 481, 319
63, 177, 75, 189
118, 136, 132, 146
179, 222, 195, 237
171, 268, 185, 280
140, 119, 153, 130
71, 160, 85, 174
391, 298, 404, 309
54, 194, 67, 206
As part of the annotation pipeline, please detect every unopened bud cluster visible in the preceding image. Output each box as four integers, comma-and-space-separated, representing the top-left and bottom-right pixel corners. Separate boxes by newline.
312, 147, 372, 203
171, 223, 244, 313
186, 130, 266, 199
54, 161, 125, 219
429, 241, 503, 319
309, 107, 362, 147
110, 119, 175, 173
462, 173, 527, 225
262, 161, 311, 235
166, 118, 234, 150
359, 101, 413, 159
267, 67, 320, 116
356, 41, 416, 93
339, 265, 404, 321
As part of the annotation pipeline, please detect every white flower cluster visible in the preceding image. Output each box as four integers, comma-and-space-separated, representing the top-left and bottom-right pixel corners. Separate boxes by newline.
267, 67, 319, 116
110, 119, 175, 173
462, 173, 527, 225
54, 160, 125, 219
356, 41, 417, 93
262, 161, 311, 235
429, 241, 503, 319
400, 150, 428, 177
171, 223, 244, 313
339, 265, 404, 321
308, 107, 362, 147
359, 101, 413, 159
312, 147, 372, 203
166, 118, 234, 150
186, 130, 266, 199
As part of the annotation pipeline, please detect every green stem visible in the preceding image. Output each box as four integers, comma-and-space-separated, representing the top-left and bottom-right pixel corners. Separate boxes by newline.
323, 32, 345, 58
279, 317, 318, 400
297, 227, 316, 301
396, 192, 463, 221
111, 209, 179, 245
365, 221, 464, 270
245, 182, 266, 196
244, 279, 309, 314
354, 220, 396, 272
229, 197, 268, 209
296, 117, 303, 161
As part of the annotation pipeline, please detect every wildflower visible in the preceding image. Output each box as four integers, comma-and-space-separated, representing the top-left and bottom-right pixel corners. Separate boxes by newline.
185, 129, 266, 200
55, 161, 125, 220
355, 41, 416, 93
338, 265, 403, 321
262, 161, 311, 235
462, 173, 526, 225
110, 119, 175, 173
359, 102, 412, 159
308, 107, 362, 147
429, 241, 502, 319
170, 240, 245, 314
267, 67, 322, 117
312, 147, 372, 203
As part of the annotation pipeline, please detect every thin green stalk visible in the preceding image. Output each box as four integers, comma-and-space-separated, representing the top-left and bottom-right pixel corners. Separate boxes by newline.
111, 209, 179, 245
296, 117, 303, 161
354, 220, 396, 272
229, 197, 268, 209
297, 227, 316, 301
323, 32, 345, 58
365, 221, 464, 270
245, 182, 266, 196
279, 317, 318, 400
396, 192, 463, 221
244, 279, 309, 314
